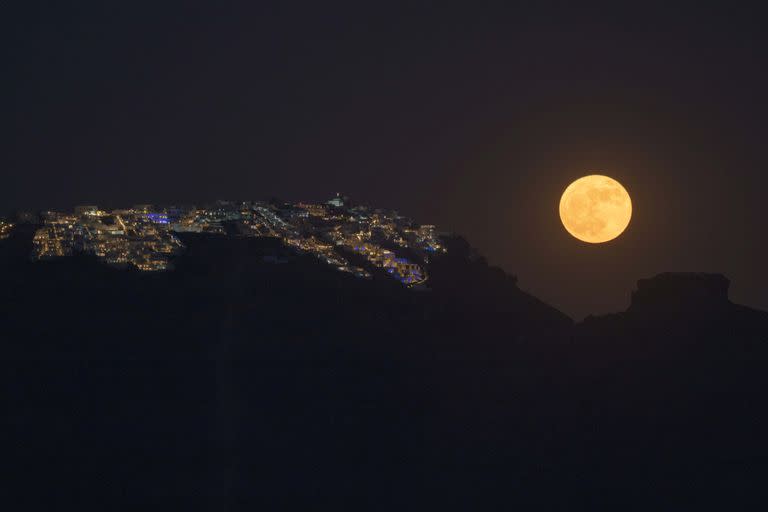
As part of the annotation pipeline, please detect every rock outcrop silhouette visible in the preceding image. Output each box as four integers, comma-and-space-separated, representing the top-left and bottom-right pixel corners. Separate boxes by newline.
629, 272, 732, 313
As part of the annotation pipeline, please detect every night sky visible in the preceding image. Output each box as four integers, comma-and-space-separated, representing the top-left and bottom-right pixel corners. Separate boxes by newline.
5, 2, 768, 318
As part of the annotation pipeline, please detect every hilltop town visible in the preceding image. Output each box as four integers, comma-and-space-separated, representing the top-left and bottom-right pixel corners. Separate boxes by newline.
13, 194, 445, 286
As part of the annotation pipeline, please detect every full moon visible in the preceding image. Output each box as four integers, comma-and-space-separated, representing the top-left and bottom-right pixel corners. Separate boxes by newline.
559, 175, 632, 243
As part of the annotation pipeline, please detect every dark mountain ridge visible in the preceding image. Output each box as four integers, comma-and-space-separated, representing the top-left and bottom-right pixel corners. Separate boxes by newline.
2, 227, 767, 510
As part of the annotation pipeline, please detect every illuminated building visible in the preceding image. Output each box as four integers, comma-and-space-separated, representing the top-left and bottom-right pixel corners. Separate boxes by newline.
74, 205, 105, 217
327, 193, 349, 208
0, 221, 13, 240
146, 213, 169, 224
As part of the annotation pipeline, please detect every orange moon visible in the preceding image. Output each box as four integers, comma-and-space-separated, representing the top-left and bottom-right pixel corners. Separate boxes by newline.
559, 175, 632, 243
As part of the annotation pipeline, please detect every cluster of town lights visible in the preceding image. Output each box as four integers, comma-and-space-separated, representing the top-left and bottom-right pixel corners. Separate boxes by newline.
23, 195, 446, 286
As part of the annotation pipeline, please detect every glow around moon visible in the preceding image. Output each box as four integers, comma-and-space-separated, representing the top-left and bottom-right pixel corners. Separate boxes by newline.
559, 175, 632, 243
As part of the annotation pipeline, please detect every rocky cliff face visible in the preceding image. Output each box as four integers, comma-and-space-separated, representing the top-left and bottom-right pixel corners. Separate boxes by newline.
3, 230, 768, 510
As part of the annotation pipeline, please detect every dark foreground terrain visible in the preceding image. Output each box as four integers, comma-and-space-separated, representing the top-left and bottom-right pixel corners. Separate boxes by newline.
3, 227, 767, 510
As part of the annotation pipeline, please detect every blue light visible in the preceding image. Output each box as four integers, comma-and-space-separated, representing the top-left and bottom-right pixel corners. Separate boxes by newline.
147, 213, 169, 224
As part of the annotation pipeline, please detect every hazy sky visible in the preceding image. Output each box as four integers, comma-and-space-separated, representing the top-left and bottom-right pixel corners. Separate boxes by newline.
5, 2, 768, 318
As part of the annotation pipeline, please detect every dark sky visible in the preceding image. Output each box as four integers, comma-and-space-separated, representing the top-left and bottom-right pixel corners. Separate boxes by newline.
4, 2, 768, 318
